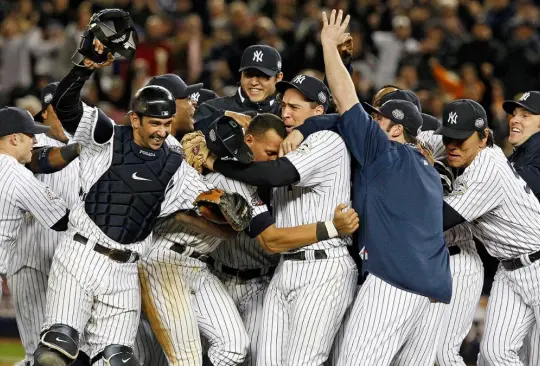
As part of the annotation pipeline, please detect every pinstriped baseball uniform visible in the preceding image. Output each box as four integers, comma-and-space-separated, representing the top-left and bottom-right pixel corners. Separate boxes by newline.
439, 145, 540, 366
257, 130, 358, 366
7, 133, 80, 363
418, 131, 485, 366
43, 104, 212, 363
0, 241, 6, 301
140, 171, 272, 366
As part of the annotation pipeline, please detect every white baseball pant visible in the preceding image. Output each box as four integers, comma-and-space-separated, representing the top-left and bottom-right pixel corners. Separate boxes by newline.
43, 238, 140, 366
9, 267, 48, 362
478, 260, 540, 366
214, 271, 272, 366
436, 247, 484, 366
336, 274, 446, 366
257, 247, 357, 366
139, 246, 249, 366
133, 313, 168, 366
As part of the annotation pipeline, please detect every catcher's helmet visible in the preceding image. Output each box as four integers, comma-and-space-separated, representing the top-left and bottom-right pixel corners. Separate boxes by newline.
130, 86, 176, 118
72, 9, 138, 64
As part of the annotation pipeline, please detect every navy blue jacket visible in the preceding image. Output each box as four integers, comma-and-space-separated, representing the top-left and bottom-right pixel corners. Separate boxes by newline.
299, 104, 451, 303
509, 132, 540, 200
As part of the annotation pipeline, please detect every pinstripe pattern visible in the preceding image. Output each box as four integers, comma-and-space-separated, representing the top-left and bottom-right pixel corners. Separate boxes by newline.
133, 313, 168, 366
9, 267, 48, 361
436, 237, 484, 366
273, 131, 352, 251
478, 260, 540, 366
336, 274, 439, 366
0, 154, 67, 252
257, 248, 357, 366
418, 130, 447, 160
444, 146, 540, 260
214, 271, 271, 366
140, 246, 249, 366
44, 237, 140, 361
521, 325, 540, 366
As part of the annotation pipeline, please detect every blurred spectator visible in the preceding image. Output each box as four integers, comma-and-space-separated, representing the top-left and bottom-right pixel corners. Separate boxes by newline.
135, 14, 174, 76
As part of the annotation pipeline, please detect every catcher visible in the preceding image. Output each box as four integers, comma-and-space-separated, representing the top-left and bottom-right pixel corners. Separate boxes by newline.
181, 112, 360, 366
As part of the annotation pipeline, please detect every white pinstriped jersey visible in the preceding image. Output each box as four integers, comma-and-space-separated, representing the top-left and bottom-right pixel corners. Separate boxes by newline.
0, 154, 68, 264
9, 134, 80, 275
444, 146, 540, 259
0, 241, 7, 274
68, 104, 209, 256
153, 172, 269, 256
272, 131, 352, 251
209, 174, 280, 269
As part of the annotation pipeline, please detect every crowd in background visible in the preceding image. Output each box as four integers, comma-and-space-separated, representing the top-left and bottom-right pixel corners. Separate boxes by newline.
1, 1, 539, 362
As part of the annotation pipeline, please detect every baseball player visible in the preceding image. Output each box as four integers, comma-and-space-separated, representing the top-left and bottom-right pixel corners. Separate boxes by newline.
33, 34, 248, 366
6, 82, 81, 365
190, 88, 219, 109
432, 98, 540, 366
502, 91, 540, 366
202, 74, 359, 366
284, 11, 449, 365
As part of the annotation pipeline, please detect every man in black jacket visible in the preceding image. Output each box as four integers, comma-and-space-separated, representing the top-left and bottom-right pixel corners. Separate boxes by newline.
502, 90, 540, 366
194, 45, 284, 129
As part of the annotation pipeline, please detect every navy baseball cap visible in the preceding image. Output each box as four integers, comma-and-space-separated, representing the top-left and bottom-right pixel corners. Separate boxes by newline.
205, 115, 254, 164
147, 74, 203, 100
378, 89, 439, 131
436, 99, 488, 140
276, 75, 331, 112
363, 100, 423, 136
34, 82, 59, 122
239, 45, 282, 77
420, 113, 441, 131
189, 88, 219, 105
502, 91, 540, 115
0, 107, 50, 137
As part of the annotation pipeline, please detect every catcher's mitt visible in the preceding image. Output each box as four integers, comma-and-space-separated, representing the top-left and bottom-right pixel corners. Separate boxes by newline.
181, 131, 210, 174
194, 189, 253, 231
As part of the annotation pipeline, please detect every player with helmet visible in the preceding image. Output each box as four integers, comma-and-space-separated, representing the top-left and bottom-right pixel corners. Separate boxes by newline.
33, 9, 250, 366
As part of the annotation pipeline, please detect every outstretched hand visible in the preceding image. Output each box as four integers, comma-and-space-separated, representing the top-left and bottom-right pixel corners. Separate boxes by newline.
321, 9, 351, 49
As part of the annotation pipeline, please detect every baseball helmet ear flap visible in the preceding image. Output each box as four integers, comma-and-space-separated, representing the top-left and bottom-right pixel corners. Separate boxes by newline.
72, 9, 138, 65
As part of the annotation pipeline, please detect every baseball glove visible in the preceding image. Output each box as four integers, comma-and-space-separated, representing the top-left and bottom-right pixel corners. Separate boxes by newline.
194, 189, 253, 231
434, 160, 455, 194
181, 131, 210, 174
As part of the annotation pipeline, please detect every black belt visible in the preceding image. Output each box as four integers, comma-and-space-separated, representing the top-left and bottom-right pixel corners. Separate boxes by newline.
448, 246, 461, 256
73, 233, 140, 263
206, 257, 276, 280
282, 250, 328, 261
501, 250, 540, 271
169, 243, 211, 262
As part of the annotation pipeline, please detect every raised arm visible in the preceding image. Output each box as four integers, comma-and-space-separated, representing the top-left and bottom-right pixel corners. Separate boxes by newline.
27, 144, 80, 174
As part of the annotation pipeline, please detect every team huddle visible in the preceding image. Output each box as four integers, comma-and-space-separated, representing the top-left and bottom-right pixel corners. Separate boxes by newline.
1, 7, 540, 366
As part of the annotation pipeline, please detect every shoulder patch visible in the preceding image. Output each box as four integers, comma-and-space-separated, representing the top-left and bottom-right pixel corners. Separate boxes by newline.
296, 141, 312, 155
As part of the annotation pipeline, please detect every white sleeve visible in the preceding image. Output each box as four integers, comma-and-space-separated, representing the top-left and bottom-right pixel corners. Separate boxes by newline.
159, 162, 214, 216
285, 131, 347, 189
418, 131, 446, 161
444, 161, 503, 222
205, 173, 269, 218
15, 168, 68, 228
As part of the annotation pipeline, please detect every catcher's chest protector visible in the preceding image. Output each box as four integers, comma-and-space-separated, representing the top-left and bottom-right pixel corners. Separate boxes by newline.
85, 126, 182, 244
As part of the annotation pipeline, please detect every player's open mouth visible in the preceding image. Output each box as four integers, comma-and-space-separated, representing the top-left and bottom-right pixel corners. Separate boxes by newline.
511, 128, 522, 134
285, 125, 294, 133
248, 88, 263, 95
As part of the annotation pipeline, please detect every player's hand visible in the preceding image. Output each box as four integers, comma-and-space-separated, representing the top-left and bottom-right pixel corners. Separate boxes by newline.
204, 153, 217, 171
82, 39, 115, 70
279, 129, 304, 157
332, 203, 359, 235
338, 33, 353, 64
321, 9, 351, 49
224, 110, 252, 129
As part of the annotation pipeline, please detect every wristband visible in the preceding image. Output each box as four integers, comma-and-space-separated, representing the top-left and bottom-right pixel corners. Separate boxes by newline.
316, 221, 329, 241
325, 221, 339, 239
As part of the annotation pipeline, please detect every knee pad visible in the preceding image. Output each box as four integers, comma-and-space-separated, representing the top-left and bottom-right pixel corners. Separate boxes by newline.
34, 324, 80, 365
91, 345, 139, 366
72, 351, 91, 366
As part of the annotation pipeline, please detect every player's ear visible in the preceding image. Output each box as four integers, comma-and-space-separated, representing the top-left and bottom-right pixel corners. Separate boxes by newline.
392, 124, 403, 138
130, 112, 141, 129
314, 105, 325, 115
275, 72, 284, 82
245, 134, 254, 145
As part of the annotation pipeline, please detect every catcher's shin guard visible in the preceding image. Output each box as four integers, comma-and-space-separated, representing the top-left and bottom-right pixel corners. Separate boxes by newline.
91, 345, 139, 366
34, 324, 79, 366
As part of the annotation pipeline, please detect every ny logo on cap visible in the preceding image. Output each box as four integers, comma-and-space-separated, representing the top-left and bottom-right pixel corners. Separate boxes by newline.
253, 50, 263, 63
190, 92, 200, 102
292, 75, 306, 84
44, 93, 53, 104
520, 92, 531, 101
448, 111, 458, 125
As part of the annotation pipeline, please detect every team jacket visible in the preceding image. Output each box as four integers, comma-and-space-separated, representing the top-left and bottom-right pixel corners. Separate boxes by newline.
509, 131, 540, 200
